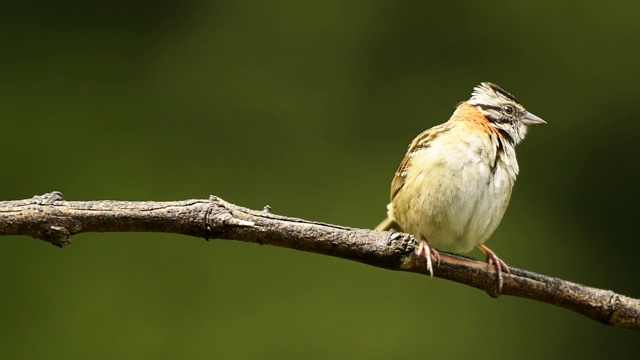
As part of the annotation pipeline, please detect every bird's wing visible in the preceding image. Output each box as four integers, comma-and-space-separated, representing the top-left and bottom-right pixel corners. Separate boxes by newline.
390, 123, 452, 201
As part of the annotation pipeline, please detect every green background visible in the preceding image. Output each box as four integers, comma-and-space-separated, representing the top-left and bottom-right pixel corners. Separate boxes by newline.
2, 1, 639, 358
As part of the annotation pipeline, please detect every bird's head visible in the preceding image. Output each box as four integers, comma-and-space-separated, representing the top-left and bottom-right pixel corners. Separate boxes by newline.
467, 82, 546, 145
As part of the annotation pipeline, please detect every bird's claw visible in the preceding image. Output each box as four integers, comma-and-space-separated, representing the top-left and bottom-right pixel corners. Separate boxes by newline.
415, 238, 440, 279
479, 244, 510, 294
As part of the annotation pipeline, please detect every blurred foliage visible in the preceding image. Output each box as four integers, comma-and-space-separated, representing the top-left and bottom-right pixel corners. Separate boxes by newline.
1, 1, 639, 359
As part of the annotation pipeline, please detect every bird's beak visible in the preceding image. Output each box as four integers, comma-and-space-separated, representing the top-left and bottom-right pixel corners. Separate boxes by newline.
521, 112, 546, 126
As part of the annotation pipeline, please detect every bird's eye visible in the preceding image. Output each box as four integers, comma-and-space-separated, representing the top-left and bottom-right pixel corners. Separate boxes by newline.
502, 105, 515, 115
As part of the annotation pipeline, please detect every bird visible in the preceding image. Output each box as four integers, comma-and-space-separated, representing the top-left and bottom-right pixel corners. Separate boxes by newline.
375, 82, 545, 292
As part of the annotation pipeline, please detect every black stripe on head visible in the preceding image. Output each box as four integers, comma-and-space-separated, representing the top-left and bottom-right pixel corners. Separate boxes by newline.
474, 103, 510, 124
475, 103, 501, 111
484, 82, 520, 103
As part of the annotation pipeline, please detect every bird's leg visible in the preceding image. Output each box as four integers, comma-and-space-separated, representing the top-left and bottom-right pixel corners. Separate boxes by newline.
415, 236, 440, 279
477, 244, 510, 293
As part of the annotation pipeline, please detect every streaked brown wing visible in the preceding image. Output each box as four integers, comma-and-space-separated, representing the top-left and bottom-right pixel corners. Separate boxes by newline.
390, 123, 451, 201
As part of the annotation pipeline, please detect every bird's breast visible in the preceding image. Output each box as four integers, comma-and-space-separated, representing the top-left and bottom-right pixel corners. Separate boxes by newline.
389, 130, 518, 253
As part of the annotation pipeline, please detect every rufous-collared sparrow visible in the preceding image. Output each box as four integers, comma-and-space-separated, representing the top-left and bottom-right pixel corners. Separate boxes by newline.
375, 82, 545, 292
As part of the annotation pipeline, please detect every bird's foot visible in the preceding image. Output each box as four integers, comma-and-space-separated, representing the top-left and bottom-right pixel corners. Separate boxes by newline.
478, 244, 510, 295
415, 237, 440, 279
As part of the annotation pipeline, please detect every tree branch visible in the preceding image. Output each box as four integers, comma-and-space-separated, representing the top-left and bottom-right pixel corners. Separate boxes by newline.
2, 191, 638, 331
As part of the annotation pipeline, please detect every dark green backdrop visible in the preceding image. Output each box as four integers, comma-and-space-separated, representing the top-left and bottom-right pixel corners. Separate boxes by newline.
2, 1, 638, 359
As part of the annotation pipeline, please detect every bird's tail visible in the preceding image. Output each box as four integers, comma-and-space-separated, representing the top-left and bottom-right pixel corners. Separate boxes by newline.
375, 217, 397, 231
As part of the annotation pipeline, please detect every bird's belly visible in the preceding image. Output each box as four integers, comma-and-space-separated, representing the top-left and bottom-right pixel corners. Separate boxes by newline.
391, 157, 514, 254
424, 186, 509, 253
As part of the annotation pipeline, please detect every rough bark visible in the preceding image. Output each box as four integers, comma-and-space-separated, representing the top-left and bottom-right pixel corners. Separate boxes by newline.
1, 192, 638, 331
